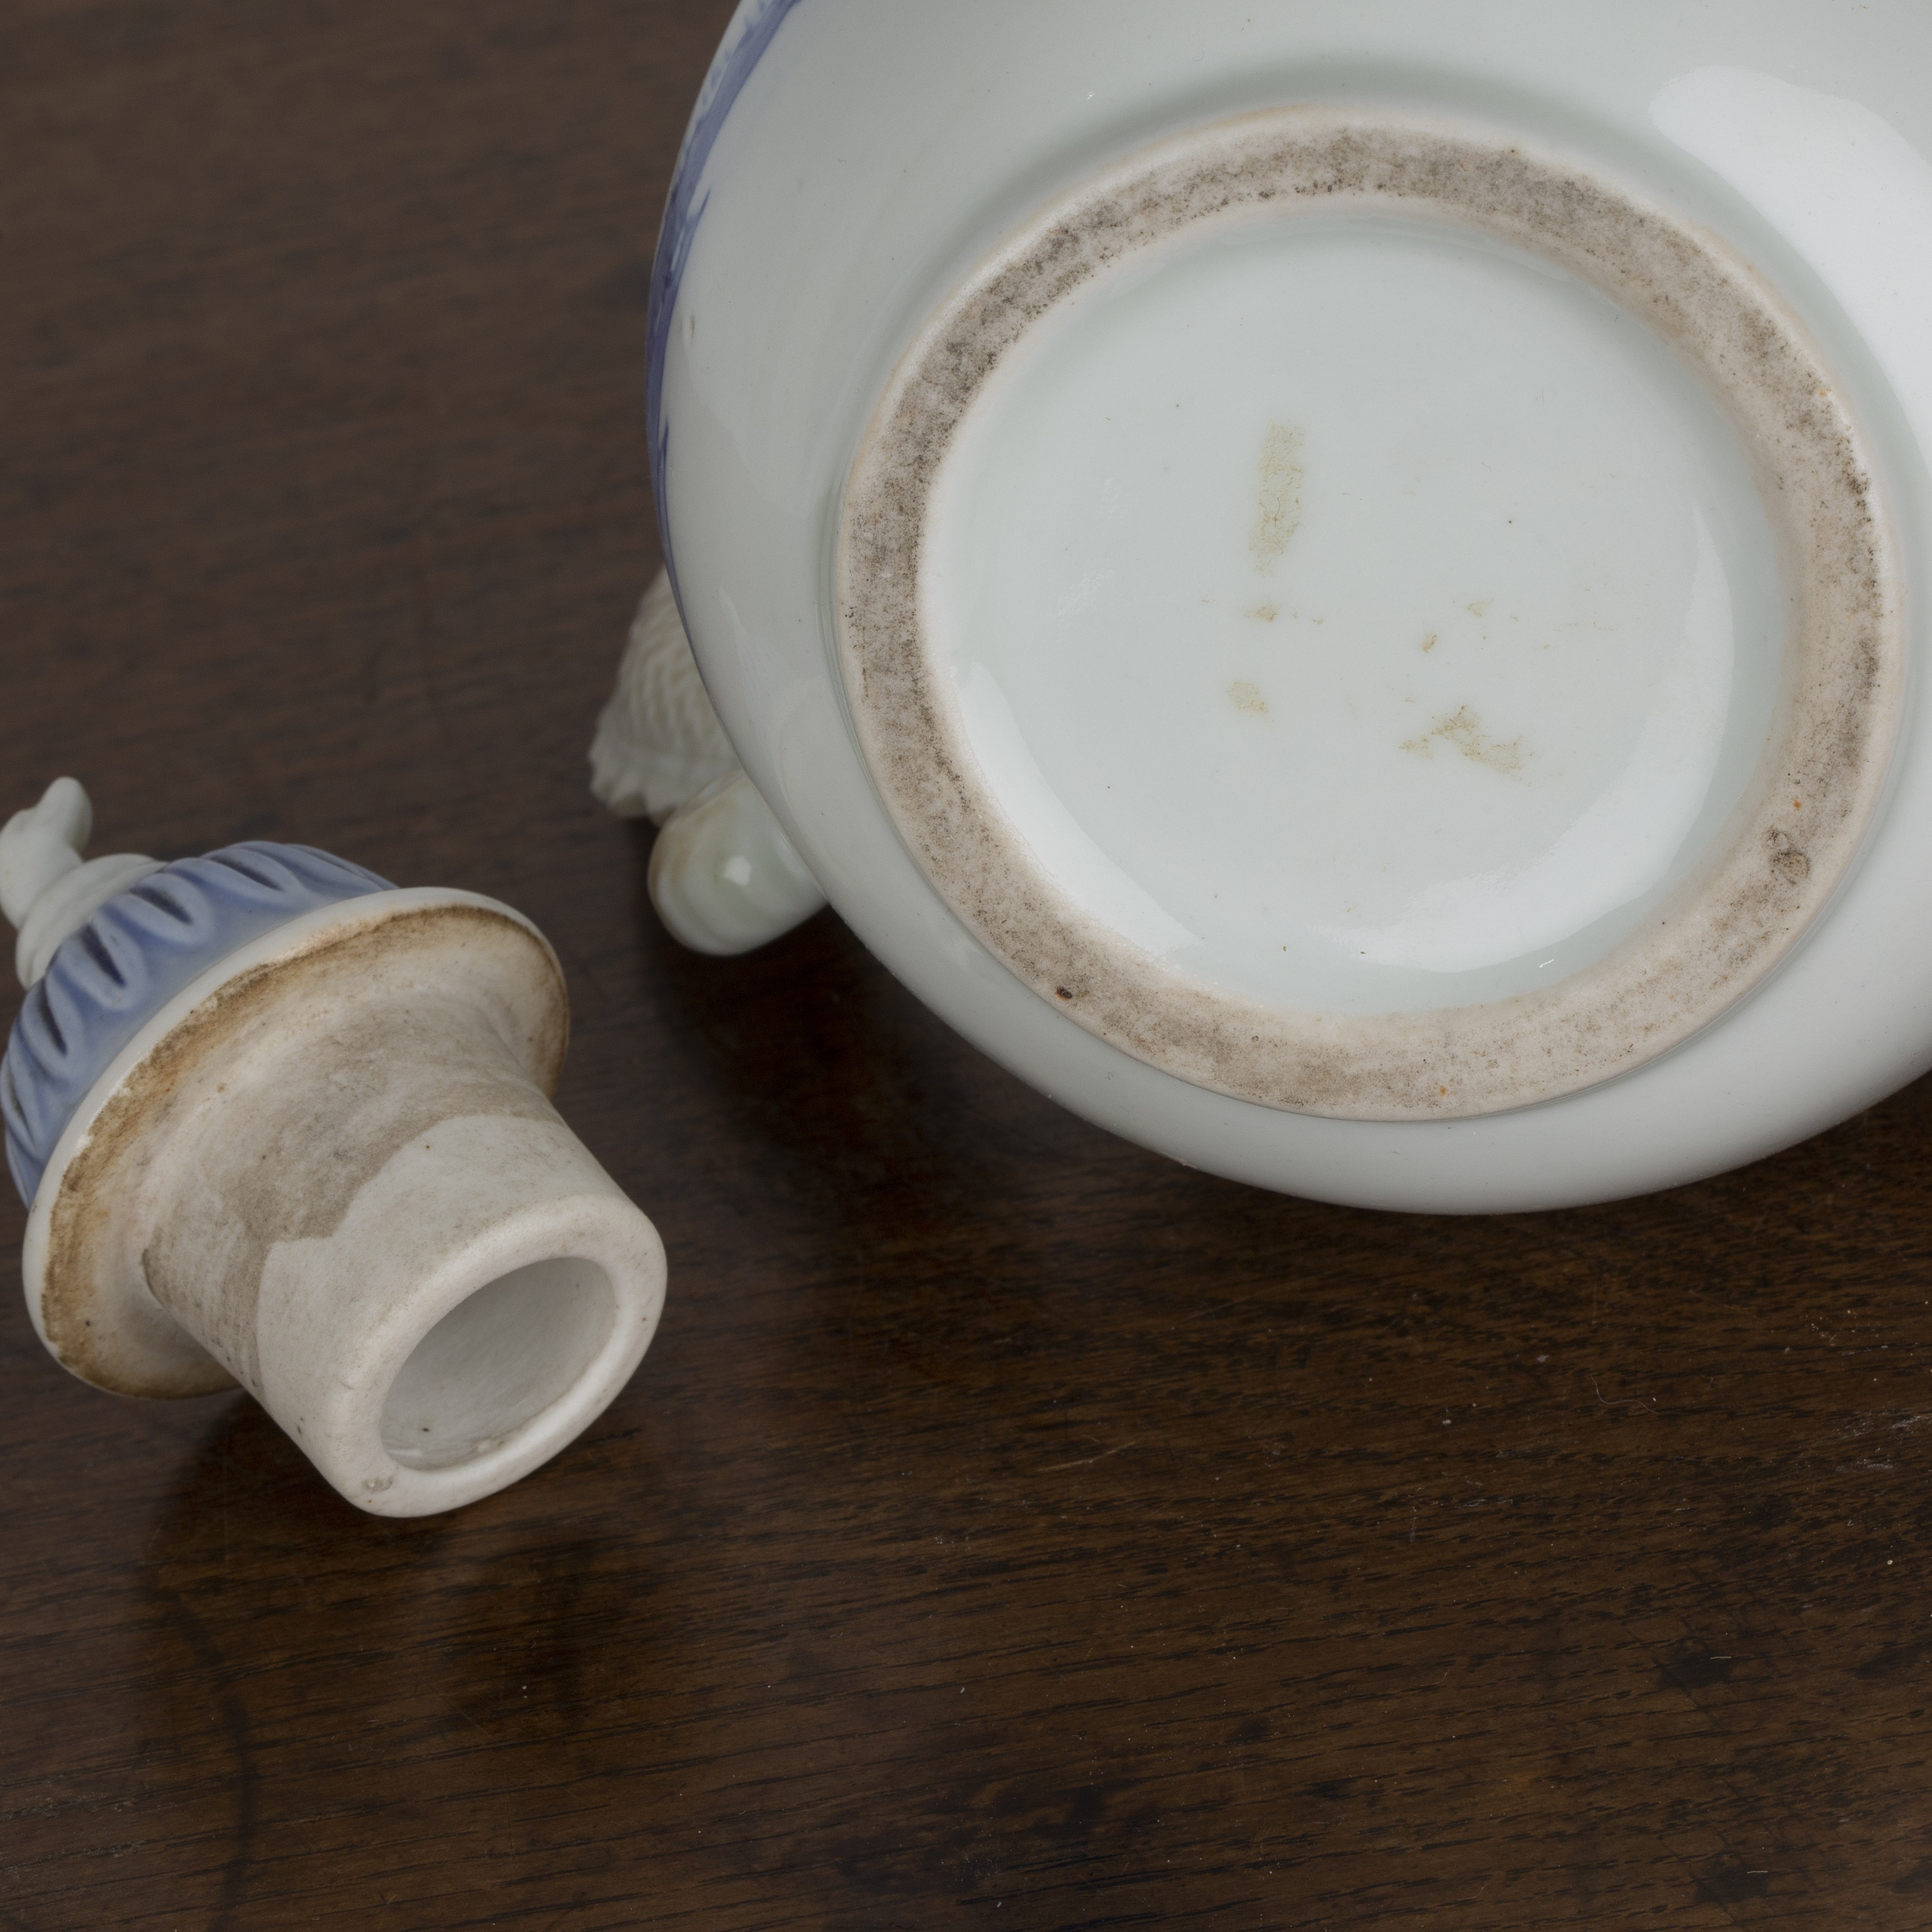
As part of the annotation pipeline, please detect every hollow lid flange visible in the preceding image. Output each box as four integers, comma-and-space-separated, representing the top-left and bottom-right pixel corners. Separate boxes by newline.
19, 888, 660, 1453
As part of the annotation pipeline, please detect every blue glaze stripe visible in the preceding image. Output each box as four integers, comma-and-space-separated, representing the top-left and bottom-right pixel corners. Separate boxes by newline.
645, 0, 808, 596
2, 842, 391, 1207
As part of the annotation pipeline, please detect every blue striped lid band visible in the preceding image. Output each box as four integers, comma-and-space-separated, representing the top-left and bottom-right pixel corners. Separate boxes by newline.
2, 838, 392, 1207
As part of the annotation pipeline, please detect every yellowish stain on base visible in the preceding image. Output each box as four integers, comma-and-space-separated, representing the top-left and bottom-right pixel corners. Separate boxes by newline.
1400, 704, 1524, 774
1250, 424, 1304, 570
1229, 680, 1268, 716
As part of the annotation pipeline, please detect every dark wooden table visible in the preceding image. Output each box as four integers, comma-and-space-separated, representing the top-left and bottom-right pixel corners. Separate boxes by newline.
6, 7, 1932, 1926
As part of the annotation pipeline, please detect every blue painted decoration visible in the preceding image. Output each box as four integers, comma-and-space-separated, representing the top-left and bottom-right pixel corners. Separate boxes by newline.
2, 843, 391, 1207
644, 0, 808, 600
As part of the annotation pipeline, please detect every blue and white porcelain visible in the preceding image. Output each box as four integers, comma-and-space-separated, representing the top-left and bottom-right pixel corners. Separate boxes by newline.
2, 784, 392, 1205
2, 781, 665, 1516
631, 0, 1932, 1212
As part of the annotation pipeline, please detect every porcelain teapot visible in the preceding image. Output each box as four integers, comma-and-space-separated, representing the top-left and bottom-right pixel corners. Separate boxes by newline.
605, 0, 1932, 1217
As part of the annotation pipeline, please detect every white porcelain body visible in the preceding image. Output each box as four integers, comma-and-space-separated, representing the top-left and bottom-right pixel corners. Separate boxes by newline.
657, 1, 1932, 1211
22, 891, 667, 1516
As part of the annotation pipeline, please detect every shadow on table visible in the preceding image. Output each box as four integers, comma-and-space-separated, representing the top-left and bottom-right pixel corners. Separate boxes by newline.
130, 1383, 689, 1928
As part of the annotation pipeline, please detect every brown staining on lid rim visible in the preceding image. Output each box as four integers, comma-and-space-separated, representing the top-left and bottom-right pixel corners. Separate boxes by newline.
835, 108, 1903, 1122
37, 901, 567, 1397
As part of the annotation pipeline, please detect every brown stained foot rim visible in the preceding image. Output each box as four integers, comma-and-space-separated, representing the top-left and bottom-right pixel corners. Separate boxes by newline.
836, 107, 1903, 1122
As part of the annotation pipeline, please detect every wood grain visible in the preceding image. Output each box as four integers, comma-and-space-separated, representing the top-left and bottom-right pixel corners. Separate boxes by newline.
4, 5, 1932, 1925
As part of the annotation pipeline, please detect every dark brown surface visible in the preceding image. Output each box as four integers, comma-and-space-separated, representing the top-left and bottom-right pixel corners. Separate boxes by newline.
5, 6, 1932, 1927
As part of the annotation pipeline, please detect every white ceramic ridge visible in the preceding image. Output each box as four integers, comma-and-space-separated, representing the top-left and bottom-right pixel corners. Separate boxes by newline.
646, 0, 1932, 1212
647, 767, 828, 956
594, 569, 827, 954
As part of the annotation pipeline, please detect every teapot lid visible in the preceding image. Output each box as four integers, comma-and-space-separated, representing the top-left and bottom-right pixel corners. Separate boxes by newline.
1, 781, 389, 1204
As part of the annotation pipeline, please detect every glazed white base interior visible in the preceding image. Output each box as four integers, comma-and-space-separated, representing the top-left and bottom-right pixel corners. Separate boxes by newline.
841, 109, 1899, 1120
926, 215, 1783, 1013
